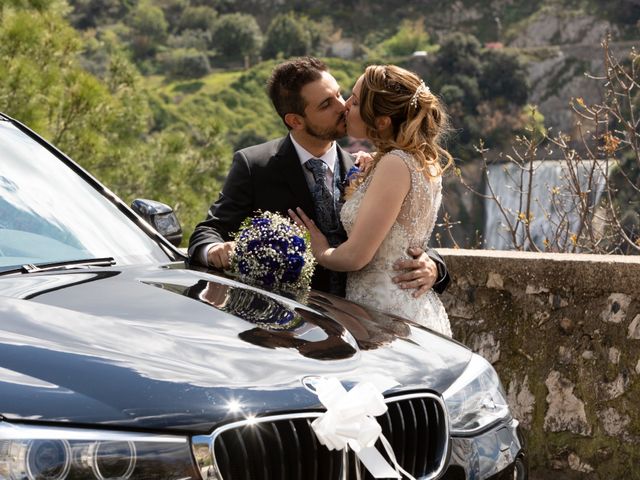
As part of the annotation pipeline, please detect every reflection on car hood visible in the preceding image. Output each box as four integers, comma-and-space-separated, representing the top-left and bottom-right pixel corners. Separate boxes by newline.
0, 264, 471, 434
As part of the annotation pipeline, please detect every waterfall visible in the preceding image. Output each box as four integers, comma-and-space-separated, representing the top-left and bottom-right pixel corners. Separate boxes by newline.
483, 160, 607, 251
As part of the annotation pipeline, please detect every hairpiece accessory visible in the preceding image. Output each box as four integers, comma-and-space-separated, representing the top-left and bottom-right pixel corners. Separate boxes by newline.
409, 80, 430, 109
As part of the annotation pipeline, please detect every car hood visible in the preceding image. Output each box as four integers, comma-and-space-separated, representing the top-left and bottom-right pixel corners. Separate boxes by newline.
0, 263, 471, 434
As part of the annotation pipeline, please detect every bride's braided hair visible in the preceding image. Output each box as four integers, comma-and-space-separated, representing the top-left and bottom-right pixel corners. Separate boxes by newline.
356, 64, 452, 182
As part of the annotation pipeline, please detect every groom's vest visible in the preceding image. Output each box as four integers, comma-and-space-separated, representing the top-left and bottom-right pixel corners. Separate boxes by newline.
305, 156, 348, 297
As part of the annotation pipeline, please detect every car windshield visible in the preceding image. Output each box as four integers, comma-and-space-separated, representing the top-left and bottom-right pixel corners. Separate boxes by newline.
0, 120, 172, 272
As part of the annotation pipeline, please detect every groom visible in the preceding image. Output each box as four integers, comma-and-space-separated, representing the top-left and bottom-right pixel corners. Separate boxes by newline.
188, 57, 449, 297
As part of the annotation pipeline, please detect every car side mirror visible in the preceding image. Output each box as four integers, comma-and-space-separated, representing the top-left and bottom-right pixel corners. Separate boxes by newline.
131, 199, 183, 247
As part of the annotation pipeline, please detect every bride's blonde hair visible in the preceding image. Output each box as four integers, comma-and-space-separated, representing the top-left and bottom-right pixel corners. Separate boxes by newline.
350, 65, 452, 191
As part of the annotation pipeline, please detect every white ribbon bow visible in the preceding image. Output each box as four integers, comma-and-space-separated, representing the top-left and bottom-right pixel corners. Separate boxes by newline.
310, 377, 417, 480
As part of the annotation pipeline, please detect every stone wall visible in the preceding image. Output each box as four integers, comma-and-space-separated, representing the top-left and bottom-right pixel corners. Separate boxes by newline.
439, 249, 640, 479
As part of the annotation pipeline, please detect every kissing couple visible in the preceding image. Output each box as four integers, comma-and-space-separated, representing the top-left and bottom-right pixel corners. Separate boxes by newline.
189, 57, 452, 337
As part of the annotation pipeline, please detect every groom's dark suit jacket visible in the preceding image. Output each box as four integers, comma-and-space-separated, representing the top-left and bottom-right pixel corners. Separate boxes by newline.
188, 135, 450, 295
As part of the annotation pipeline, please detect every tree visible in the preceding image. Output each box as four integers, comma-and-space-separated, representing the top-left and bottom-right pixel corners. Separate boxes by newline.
176, 5, 217, 33
439, 84, 464, 106
0, 0, 50, 14
262, 12, 311, 59
167, 28, 211, 52
155, 0, 188, 32
433, 32, 482, 78
160, 47, 211, 79
424, 32, 530, 160
0, 2, 231, 245
376, 19, 432, 57
211, 13, 262, 61
1, 3, 151, 172
68, 0, 132, 29
480, 50, 528, 105
126, 2, 169, 59
0, 4, 86, 135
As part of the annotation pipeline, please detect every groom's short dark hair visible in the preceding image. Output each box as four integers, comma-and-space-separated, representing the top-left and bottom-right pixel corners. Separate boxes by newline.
267, 57, 328, 128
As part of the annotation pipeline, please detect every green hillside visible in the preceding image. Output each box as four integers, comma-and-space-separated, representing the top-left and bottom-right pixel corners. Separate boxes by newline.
1, 0, 637, 244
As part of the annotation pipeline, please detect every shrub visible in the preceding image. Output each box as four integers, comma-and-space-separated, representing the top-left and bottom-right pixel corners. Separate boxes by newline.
377, 19, 432, 57
177, 5, 217, 33
160, 48, 211, 79
126, 2, 169, 59
211, 13, 262, 60
262, 12, 312, 59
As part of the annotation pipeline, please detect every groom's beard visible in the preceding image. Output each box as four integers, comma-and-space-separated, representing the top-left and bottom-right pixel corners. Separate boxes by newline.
304, 115, 346, 141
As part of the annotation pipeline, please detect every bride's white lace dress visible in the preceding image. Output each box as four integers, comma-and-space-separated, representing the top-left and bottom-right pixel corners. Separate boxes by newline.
340, 149, 451, 337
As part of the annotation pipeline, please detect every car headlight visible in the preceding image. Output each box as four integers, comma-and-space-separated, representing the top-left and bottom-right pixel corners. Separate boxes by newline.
0, 422, 199, 480
443, 353, 511, 435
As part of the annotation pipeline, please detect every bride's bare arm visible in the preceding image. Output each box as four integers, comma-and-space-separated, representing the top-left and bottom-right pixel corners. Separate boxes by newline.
290, 153, 410, 272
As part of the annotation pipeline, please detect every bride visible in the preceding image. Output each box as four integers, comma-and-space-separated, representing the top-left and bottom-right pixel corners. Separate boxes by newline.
290, 64, 452, 337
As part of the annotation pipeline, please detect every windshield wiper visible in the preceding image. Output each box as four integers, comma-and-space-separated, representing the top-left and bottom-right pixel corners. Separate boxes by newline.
0, 257, 116, 276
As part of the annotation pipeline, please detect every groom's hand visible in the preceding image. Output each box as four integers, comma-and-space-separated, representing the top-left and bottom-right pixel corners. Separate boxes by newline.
207, 241, 235, 269
392, 247, 438, 298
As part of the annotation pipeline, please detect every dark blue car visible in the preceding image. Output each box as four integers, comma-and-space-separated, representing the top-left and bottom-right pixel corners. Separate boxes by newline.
0, 113, 527, 480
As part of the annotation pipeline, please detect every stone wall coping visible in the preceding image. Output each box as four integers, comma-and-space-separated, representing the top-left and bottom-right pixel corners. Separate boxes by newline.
436, 248, 640, 295
438, 248, 640, 265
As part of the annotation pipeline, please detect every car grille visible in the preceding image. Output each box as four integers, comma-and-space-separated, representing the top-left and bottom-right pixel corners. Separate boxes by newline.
193, 393, 449, 480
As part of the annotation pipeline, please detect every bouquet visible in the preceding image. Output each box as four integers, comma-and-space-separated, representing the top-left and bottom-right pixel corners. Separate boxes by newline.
230, 211, 316, 294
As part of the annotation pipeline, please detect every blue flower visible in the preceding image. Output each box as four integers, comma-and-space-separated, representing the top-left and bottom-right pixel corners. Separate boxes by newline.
252, 217, 271, 227
238, 260, 249, 275
282, 268, 301, 283
287, 254, 304, 270
261, 272, 276, 287
268, 238, 289, 253
346, 165, 361, 180
281, 271, 297, 283
247, 240, 261, 252
281, 254, 304, 283
261, 256, 278, 271
291, 235, 305, 251
259, 228, 276, 242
